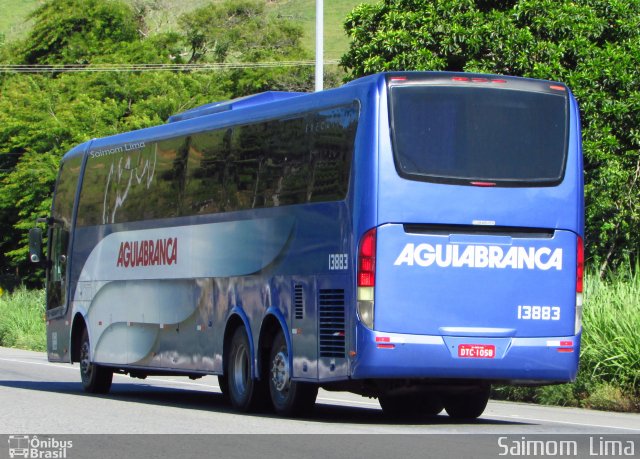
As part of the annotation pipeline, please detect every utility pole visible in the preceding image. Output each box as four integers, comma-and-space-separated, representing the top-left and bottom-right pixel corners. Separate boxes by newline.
315, 0, 323, 92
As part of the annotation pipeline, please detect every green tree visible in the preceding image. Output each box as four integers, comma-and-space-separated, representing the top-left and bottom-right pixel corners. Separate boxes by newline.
179, 0, 306, 64
342, 0, 640, 272
17, 0, 140, 64
0, 0, 318, 285
178, 0, 315, 95
0, 0, 226, 284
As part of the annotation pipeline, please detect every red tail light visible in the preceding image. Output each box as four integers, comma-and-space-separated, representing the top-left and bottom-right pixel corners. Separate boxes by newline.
576, 236, 584, 293
358, 228, 377, 287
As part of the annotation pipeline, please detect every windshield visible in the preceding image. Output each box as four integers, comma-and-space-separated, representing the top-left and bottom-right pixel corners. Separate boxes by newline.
388, 85, 569, 186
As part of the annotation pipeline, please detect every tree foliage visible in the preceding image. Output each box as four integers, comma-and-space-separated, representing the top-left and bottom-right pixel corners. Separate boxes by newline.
0, 0, 313, 285
19, 0, 140, 64
342, 0, 640, 272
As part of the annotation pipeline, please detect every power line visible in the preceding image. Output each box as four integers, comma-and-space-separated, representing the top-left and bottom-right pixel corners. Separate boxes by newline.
0, 60, 340, 73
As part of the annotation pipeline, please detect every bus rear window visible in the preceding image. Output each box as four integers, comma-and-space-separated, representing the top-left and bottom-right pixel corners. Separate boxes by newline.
388, 85, 569, 186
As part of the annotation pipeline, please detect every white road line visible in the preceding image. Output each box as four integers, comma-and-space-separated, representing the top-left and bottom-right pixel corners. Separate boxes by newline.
0, 357, 222, 389
144, 377, 221, 390
0, 357, 76, 370
488, 413, 640, 432
317, 396, 380, 408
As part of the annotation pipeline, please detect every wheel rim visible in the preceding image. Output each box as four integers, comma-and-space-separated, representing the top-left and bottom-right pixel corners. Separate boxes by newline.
80, 339, 92, 379
271, 350, 290, 395
232, 342, 250, 397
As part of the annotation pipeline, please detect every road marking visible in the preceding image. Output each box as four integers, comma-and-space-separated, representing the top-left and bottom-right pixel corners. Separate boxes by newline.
145, 377, 221, 390
488, 413, 640, 432
0, 357, 76, 370
317, 396, 380, 408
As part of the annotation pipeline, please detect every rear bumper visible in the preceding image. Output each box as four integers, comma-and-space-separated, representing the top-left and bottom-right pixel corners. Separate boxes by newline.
352, 324, 581, 382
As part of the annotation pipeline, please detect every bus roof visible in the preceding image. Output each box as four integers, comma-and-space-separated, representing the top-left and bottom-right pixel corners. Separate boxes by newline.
61, 71, 571, 163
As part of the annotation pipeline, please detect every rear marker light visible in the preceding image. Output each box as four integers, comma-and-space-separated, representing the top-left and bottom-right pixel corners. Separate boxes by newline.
557, 348, 574, 353
452, 77, 507, 84
550, 85, 566, 91
377, 343, 395, 349
376, 336, 391, 343
470, 181, 496, 187
390, 76, 408, 82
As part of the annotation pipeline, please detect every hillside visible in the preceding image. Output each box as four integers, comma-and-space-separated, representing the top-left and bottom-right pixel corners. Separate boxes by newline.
0, 0, 373, 60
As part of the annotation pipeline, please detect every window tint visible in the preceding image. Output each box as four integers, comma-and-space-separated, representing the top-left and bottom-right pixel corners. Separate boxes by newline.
47, 154, 82, 310
52, 154, 82, 229
389, 86, 568, 186
77, 102, 359, 226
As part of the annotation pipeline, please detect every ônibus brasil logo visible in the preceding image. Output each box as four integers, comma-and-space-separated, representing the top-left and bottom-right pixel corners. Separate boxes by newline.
394, 243, 563, 271
116, 237, 178, 268
8, 435, 72, 458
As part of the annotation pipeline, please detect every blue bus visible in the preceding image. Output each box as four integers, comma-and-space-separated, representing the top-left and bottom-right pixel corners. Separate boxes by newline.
30, 71, 584, 419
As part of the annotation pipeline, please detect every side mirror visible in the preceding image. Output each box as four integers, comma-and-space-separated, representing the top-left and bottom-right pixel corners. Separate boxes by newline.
28, 227, 43, 264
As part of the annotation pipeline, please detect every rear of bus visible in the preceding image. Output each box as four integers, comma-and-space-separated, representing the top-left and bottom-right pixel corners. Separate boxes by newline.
353, 73, 583, 409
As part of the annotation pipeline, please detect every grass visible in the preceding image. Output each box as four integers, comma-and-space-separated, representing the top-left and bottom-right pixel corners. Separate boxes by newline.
493, 265, 640, 412
0, 0, 373, 60
0, 0, 41, 42
268, 0, 373, 60
0, 287, 46, 351
581, 264, 640, 393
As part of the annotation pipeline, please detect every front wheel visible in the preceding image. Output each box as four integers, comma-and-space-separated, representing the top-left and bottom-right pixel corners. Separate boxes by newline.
79, 328, 113, 394
269, 331, 318, 417
443, 385, 490, 420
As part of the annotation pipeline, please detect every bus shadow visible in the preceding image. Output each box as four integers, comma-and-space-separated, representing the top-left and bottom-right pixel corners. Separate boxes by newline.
0, 379, 531, 427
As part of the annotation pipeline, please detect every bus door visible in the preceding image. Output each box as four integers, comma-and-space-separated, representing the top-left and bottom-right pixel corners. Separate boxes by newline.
45, 154, 83, 362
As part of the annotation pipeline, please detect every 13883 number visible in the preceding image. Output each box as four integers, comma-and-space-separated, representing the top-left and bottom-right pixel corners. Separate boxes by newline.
517, 305, 560, 320
329, 253, 348, 270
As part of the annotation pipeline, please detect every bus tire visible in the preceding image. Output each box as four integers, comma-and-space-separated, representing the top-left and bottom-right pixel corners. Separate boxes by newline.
379, 393, 443, 418
268, 331, 318, 417
227, 326, 266, 412
79, 328, 113, 394
443, 385, 490, 420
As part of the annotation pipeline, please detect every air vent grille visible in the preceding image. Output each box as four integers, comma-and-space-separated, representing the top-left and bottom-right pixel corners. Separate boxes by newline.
294, 284, 304, 320
318, 289, 345, 358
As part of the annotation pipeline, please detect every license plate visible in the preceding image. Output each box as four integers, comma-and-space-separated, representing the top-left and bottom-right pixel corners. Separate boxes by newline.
458, 344, 496, 359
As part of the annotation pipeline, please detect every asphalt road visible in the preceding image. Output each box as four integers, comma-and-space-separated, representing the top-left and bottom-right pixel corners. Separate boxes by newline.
1, 347, 638, 458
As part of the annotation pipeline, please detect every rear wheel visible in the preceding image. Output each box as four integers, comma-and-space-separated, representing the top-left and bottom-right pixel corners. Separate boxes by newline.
79, 328, 113, 394
379, 393, 443, 418
269, 331, 318, 417
227, 326, 267, 411
443, 385, 490, 420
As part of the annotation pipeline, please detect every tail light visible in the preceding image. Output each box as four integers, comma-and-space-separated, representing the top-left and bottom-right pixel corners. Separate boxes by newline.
358, 228, 376, 287
575, 235, 584, 334
576, 236, 584, 293
357, 228, 376, 329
